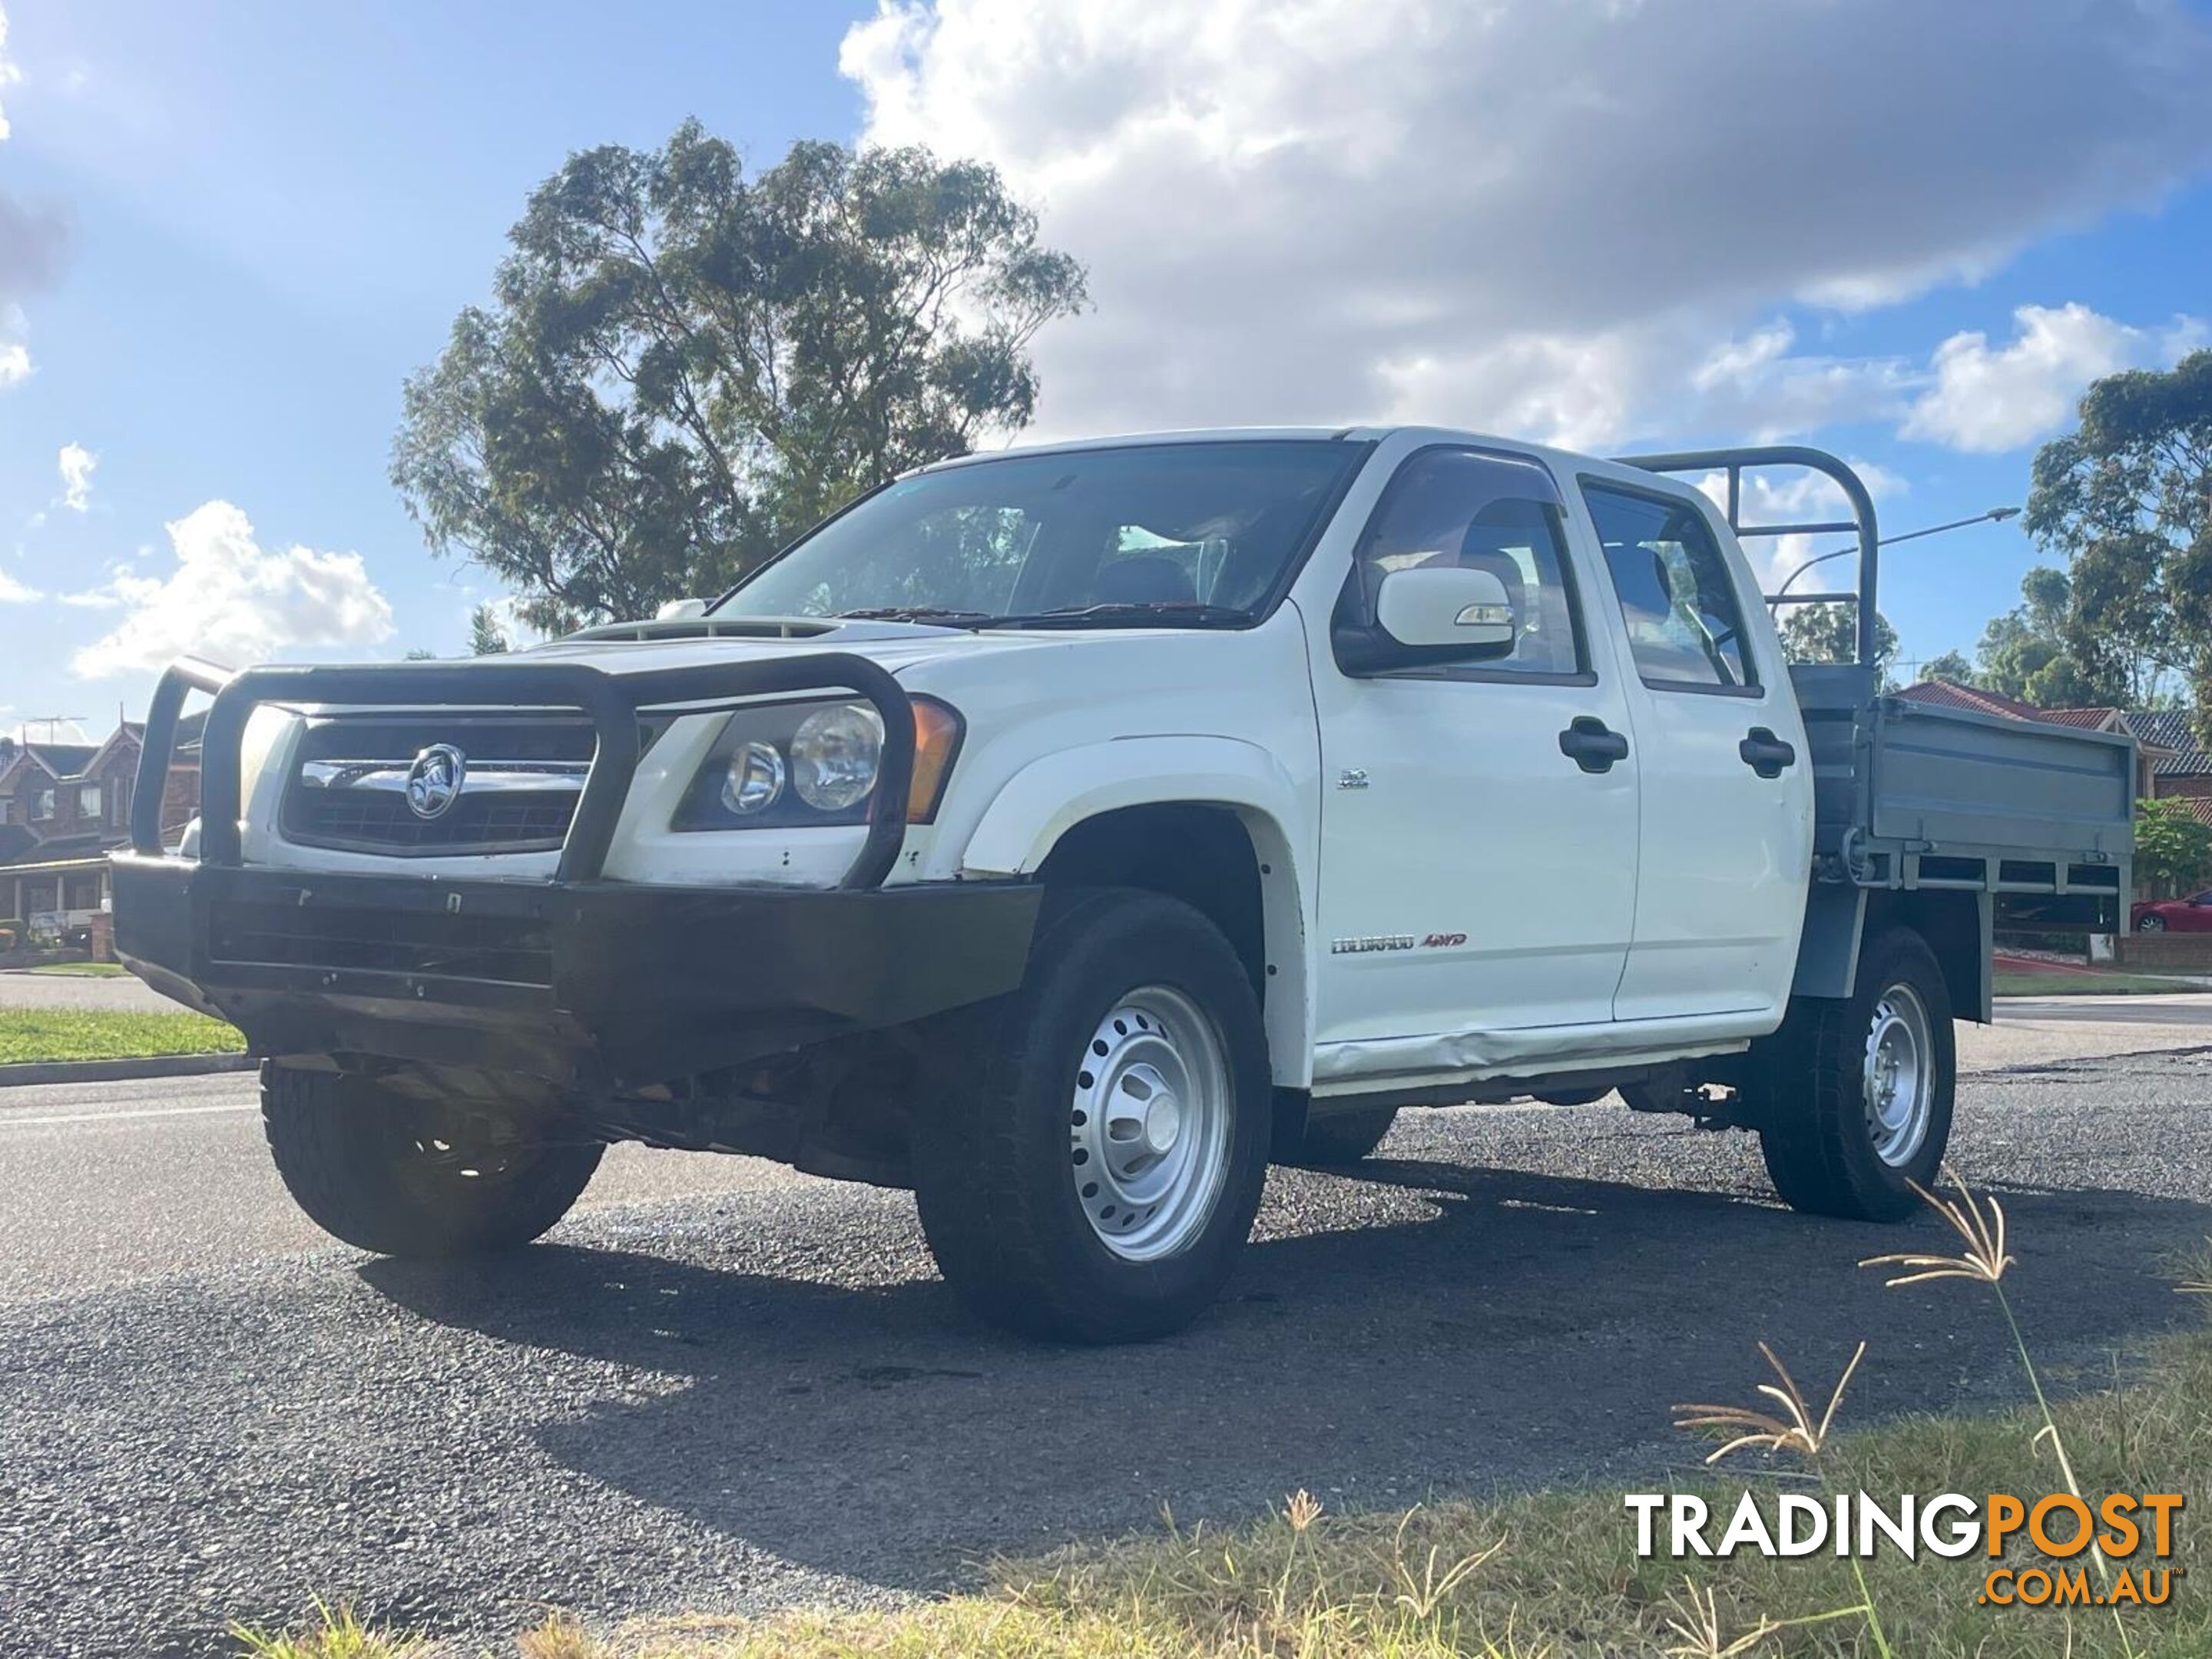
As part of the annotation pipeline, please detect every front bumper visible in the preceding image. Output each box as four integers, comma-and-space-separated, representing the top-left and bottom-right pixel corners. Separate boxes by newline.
114, 854, 1041, 1089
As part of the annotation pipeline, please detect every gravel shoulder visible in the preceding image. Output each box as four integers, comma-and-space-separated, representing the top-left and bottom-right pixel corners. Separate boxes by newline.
1, 1014, 2207, 1657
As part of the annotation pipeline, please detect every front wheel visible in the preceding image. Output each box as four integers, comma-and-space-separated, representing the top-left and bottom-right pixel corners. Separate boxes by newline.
912, 889, 1272, 1343
262, 1064, 603, 1257
1756, 928, 1955, 1221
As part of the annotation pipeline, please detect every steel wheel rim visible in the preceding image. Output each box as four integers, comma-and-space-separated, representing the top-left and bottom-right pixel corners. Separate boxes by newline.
1069, 984, 1232, 1262
392, 1109, 528, 1199
1863, 980, 1933, 1167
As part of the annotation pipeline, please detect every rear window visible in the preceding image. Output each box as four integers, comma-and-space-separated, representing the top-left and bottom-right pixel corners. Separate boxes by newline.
1583, 484, 1757, 691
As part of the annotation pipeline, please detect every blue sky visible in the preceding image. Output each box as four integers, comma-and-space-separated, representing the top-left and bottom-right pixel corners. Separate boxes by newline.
3, 0, 2210, 737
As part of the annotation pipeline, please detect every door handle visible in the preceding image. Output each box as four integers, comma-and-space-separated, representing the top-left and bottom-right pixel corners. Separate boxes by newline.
1558, 716, 1630, 774
1739, 727, 1796, 779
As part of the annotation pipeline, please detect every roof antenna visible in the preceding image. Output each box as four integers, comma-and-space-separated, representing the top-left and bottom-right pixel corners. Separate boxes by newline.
23, 715, 89, 743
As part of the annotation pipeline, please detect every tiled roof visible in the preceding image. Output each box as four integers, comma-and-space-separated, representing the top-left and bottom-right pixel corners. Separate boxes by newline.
1893, 680, 2051, 721
2035, 707, 2124, 731
20, 742, 98, 777
2128, 710, 2212, 777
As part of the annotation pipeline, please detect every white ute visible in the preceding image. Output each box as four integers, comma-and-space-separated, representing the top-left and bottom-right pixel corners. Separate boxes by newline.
116, 431, 2135, 1341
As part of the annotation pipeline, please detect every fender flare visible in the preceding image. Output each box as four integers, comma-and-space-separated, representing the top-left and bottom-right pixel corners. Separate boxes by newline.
959, 736, 1315, 1085
959, 736, 1300, 878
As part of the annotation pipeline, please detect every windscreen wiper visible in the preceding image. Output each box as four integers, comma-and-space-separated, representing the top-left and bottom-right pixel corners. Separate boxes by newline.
978, 602, 1255, 630
834, 606, 998, 628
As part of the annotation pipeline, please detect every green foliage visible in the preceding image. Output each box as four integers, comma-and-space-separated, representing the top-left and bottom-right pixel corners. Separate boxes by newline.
1779, 602, 1898, 680
467, 603, 510, 656
1916, 647, 1974, 684
2024, 348, 2212, 713
392, 122, 1088, 634
1972, 566, 2117, 706
2133, 796, 2212, 898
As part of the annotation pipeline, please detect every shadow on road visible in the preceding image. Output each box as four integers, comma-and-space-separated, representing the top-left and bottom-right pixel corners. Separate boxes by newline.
358, 1155, 2210, 1591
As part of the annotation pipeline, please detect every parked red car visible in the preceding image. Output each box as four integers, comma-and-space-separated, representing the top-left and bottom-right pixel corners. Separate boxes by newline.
2132, 892, 2212, 932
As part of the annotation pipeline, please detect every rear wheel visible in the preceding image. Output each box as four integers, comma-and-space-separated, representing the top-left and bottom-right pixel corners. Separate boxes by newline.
261, 1063, 602, 1257
1284, 1104, 1398, 1167
2138, 913, 2168, 933
1757, 928, 1954, 1221
912, 889, 1271, 1343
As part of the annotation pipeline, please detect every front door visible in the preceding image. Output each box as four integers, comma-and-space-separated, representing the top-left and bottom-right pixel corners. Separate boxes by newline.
1578, 478, 1812, 1022
1310, 446, 1641, 1055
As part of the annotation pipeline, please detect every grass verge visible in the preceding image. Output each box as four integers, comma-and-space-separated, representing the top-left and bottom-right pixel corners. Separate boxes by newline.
0, 1007, 243, 1065
22, 960, 132, 978
237, 1243, 2211, 1659
1992, 971, 2199, 997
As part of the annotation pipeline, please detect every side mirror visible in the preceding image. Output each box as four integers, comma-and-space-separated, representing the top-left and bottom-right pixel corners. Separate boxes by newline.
656, 597, 710, 621
1332, 562, 1522, 676
1376, 566, 1517, 651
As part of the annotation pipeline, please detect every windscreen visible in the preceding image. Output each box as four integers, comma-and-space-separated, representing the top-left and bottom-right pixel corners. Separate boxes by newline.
715, 440, 1365, 626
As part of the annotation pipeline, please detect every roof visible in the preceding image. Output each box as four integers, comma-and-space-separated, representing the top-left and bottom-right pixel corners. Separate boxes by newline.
1893, 680, 2051, 721
2125, 710, 2212, 777
916, 427, 1358, 472
2034, 707, 2126, 731
19, 742, 98, 778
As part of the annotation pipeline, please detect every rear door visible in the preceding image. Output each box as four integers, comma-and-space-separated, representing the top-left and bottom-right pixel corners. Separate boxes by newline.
1575, 478, 1812, 1022
1310, 445, 1641, 1048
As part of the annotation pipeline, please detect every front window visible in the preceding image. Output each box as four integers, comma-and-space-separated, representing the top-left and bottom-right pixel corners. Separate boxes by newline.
716, 441, 1365, 627
1353, 449, 1585, 676
79, 785, 101, 820
31, 789, 54, 823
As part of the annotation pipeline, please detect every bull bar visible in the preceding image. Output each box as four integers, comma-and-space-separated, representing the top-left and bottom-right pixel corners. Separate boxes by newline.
114, 651, 1040, 1091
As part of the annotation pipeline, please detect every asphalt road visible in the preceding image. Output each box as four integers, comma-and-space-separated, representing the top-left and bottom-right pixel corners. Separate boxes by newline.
2, 1012, 2210, 1657
0, 969, 173, 1014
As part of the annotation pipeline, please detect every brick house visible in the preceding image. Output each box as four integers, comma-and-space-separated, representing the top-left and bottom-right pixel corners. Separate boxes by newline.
0, 719, 201, 942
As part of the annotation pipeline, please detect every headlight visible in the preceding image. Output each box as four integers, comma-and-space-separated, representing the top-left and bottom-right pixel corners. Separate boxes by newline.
721, 740, 786, 816
790, 703, 882, 812
674, 696, 963, 833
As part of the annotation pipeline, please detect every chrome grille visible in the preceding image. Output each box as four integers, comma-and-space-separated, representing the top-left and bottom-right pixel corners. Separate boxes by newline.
281, 714, 603, 856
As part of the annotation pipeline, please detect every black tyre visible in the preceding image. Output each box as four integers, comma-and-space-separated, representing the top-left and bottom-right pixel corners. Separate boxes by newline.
1757, 928, 1955, 1222
1284, 1104, 1398, 1166
262, 1063, 603, 1257
911, 889, 1272, 1343
2137, 913, 2167, 933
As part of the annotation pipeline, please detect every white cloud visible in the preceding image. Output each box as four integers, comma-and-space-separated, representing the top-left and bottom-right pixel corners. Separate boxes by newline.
71, 501, 395, 678
0, 567, 38, 604
5, 717, 92, 744
1901, 303, 2204, 453
0, 8, 65, 388
842, 0, 2212, 449
0, 3, 18, 142
1691, 458, 1905, 591
57, 441, 94, 511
